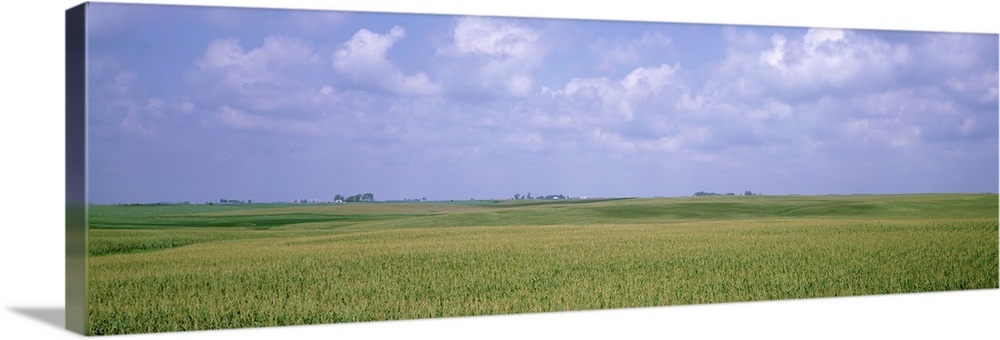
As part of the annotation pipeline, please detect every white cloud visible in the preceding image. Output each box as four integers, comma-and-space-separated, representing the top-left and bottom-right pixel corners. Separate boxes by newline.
703, 28, 995, 156
802, 28, 845, 51
335, 27, 404, 68
332, 26, 440, 96
548, 63, 683, 124
516, 63, 692, 155
769, 29, 902, 88
451, 17, 538, 57
447, 23, 925, 164
511, 27, 991, 166
946, 70, 999, 103
194, 35, 339, 117
760, 35, 786, 67
560, 77, 629, 121
441, 16, 545, 96
198, 35, 319, 89
621, 63, 681, 95
714, 28, 910, 101
671, 29, 930, 159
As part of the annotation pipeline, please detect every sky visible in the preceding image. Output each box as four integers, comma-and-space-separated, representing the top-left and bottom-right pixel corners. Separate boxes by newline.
84, 2, 999, 204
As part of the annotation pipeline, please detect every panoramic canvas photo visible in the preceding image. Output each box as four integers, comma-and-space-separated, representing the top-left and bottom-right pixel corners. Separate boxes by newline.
67, 2, 998, 335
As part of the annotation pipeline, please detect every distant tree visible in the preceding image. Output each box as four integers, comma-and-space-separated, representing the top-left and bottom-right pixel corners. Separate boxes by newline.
694, 191, 722, 196
744, 191, 756, 196
334, 194, 344, 202
514, 193, 521, 200
362, 193, 374, 202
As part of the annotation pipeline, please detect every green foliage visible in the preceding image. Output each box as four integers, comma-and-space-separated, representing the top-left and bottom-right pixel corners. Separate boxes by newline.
87, 194, 999, 335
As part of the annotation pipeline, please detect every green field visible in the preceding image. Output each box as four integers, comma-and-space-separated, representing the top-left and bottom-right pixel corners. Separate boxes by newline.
86, 194, 999, 335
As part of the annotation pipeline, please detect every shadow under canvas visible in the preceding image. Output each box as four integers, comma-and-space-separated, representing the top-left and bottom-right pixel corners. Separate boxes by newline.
10, 307, 65, 330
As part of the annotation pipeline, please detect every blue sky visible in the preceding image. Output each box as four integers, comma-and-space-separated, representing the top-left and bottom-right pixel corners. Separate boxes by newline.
84, 3, 998, 204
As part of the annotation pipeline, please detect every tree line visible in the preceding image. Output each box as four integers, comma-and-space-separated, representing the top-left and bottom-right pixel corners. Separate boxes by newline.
334, 193, 375, 202
693, 191, 759, 196
512, 193, 569, 200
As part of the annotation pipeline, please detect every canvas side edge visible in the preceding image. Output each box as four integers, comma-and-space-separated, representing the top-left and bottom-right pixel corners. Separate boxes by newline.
66, 2, 89, 336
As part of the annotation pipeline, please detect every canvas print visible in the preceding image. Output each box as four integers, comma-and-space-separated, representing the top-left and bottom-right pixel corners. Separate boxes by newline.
66, 2, 999, 335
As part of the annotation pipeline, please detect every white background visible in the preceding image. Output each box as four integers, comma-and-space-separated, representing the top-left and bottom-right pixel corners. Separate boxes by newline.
1, 1, 997, 339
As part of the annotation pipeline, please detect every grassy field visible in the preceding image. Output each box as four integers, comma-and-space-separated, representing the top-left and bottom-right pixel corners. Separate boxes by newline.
86, 194, 999, 335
